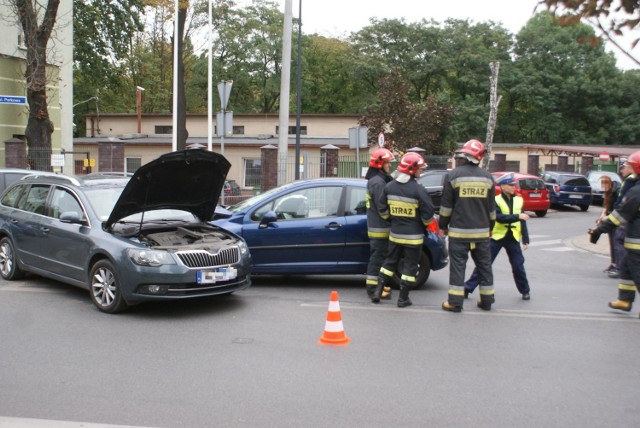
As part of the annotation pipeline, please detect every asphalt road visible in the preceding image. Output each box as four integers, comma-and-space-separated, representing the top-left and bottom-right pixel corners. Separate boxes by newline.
1, 206, 638, 428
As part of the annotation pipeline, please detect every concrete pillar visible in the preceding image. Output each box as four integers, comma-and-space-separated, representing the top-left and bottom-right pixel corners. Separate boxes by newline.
4, 138, 27, 168
493, 152, 506, 172
581, 155, 593, 175
260, 145, 278, 192
321, 144, 339, 177
527, 154, 540, 176
558, 155, 569, 171
98, 139, 125, 172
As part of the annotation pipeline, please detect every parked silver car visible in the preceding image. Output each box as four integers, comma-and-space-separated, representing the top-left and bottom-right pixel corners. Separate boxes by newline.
0, 149, 252, 313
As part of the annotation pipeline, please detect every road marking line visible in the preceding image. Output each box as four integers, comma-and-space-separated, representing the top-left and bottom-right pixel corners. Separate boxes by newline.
301, 303, 638, 323
528, 239, 563, 246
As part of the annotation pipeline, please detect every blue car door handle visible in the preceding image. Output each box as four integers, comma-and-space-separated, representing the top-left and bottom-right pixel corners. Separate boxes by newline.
325, 222, 342, 230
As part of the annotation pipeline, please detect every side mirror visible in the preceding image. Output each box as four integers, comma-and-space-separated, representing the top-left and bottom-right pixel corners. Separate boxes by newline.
59, 211, 86, 225
259, 210, 278, 229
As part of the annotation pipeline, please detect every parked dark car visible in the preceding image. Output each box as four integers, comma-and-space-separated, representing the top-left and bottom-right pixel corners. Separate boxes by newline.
212, 178, 448, 288
0, 149, 252, 313
585, 170, 622, 205
417, 169, 448, 212
540, 171, 592, 211
492, 172, 550, 217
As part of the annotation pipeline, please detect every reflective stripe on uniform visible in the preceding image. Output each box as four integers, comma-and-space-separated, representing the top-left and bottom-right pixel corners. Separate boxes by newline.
608, 210, 625, 226
390, 234, 424, 246
448, 227, 491, 239
624, 237, 640, 250
479, 285, 495, 295
618, 283, 637, 292
380, 267, 394, 277
448, 285, 466, 296
400, 274, 416, 283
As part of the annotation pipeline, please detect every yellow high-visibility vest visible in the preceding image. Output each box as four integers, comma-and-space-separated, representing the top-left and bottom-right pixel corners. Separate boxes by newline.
492, 195, 523, 242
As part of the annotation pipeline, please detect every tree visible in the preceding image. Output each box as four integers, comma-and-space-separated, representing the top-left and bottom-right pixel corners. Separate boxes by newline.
540, 0, 640, 66
507, 11, 627, 145
359, 70, 455, 155
14, 0, 60, 168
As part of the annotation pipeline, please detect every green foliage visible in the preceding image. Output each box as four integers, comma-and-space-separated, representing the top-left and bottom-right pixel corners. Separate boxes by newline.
71, 2, 640, 147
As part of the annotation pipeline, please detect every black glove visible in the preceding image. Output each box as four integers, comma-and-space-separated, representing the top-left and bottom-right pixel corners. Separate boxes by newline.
588, 228, 602, 244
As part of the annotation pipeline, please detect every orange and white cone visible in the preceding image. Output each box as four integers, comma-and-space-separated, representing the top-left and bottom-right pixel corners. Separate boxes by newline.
318, 291, 350, 346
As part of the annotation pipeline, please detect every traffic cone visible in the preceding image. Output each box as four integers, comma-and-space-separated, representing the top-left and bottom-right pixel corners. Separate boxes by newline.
318, 291, 350, 346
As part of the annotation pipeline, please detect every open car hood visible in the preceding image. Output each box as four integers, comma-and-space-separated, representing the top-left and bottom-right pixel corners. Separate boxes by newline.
105, 149, 230, 229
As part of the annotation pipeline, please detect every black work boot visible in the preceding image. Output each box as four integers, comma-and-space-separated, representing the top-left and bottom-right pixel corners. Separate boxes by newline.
371, 279, 386, 304
365, 285, 375, 298
397, 285, 412, 308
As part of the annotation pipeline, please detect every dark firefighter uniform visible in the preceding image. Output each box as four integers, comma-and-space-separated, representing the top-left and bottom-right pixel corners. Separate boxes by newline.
590, 179, 640, 313
439, 163, 496, 310
365, 168, 393, 298
376, 176, 435, 307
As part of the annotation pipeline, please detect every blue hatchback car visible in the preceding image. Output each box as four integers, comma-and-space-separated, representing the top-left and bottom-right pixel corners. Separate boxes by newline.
212, 178, 448, 288
540, 171, 593, 211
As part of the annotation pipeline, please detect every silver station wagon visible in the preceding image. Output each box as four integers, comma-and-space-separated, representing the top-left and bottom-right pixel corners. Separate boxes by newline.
0, 149, 252, 313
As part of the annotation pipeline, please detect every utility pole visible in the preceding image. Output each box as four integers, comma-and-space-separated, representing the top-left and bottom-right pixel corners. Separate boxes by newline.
278, 0, 293, 185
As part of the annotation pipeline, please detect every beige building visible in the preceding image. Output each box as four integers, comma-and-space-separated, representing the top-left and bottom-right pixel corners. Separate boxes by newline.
76, 113, 369, 188
0, 0, 74, 170
74, 112, 639, 189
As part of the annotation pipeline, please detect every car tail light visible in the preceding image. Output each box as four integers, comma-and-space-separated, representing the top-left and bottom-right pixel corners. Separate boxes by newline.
427, 218, 440, 234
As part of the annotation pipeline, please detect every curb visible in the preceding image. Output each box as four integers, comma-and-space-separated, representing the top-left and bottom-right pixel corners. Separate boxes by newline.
568, 234, 609, 257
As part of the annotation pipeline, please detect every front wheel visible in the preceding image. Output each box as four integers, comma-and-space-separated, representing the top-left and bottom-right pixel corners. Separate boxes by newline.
89, 260, 128, 313
390, 251, 432, 290
534, 210, 547, 217
0, 237, 25, 280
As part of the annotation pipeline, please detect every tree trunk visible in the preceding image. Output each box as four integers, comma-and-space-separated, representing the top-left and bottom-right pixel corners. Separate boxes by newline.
483, 61, 502, 170
16, 0, 61, 170
176, 3, 189, 150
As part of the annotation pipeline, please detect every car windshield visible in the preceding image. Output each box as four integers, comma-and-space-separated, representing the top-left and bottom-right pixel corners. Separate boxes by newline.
418, 173, 445, 187
84, 187, 196, 222
518, 178, 546, 190
84, 187, 125, 220
226, 181, 298, 213
559, 176, 590, 186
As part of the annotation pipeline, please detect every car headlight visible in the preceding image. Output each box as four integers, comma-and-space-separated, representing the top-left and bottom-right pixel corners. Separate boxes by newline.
127, 249, 176, 266
237, 240, 249, 256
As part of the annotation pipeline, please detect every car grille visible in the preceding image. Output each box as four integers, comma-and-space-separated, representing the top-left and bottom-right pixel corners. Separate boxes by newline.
176, 247, 240, 268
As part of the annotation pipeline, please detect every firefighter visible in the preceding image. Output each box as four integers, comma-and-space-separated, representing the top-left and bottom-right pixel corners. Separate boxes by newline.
589, 150, 640, 317
364, 147, 396, 300
372, 152, 435, 308
439, 140, 496, 312
464, 172, 531, 300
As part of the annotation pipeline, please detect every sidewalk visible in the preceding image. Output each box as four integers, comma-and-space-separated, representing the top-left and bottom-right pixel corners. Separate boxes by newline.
569, 232, 610, 257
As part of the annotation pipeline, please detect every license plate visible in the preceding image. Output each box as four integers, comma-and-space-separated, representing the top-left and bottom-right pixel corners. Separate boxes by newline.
197, 267, 237, 284
569, 194, 583, 199
529, 193, 541, 198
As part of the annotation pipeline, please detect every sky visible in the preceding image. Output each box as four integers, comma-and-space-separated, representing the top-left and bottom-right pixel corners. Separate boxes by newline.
268, 0, 638, 70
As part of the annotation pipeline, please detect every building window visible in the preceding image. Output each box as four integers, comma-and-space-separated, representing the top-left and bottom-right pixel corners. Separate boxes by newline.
126, 157, 142, 174
214, 125, 244, 135
244, 159, 261, 188
276, 126, 307, 135
155, 125, 172, 134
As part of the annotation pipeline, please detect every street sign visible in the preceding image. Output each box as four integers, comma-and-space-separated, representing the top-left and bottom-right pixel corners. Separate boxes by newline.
349, 127, 368, 149
0, 95, 27, 105
599, 151, 610, 161
378, 132, 385, 147
51, 154, 65, 167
